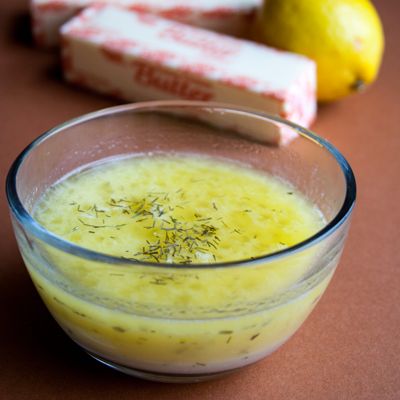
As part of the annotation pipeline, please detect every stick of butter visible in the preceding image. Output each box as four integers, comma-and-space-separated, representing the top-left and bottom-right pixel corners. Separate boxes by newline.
31, 0, 261, 48
61, 5, 317, 136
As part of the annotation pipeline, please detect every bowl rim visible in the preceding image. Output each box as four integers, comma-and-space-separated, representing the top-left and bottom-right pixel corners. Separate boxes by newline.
5, 100, 356, 269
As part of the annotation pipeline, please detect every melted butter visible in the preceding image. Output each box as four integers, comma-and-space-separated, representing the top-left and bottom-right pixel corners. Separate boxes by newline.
25, 153, 331, 374
34, 153, 324, 263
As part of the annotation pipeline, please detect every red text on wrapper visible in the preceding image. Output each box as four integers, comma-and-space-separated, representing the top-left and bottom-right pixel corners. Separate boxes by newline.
159, 25, 239, 58
133, 61, 213, 101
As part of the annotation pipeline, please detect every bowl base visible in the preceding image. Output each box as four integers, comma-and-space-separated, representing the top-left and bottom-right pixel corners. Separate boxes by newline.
87, 351, 239, 383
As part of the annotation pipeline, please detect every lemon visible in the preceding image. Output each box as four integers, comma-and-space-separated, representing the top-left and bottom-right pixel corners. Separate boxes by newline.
254, 0, 384, 102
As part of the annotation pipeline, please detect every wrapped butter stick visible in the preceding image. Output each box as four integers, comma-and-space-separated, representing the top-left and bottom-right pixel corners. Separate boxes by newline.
31, 0, 261, 48
61, 6, 316, 142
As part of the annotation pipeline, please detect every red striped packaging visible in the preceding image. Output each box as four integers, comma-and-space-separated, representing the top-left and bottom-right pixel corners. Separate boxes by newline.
31, 0, 261, 48
61, 6, 317, 143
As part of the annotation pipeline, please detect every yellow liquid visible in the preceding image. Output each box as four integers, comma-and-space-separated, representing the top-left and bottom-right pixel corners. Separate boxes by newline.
25, 154, 332, 375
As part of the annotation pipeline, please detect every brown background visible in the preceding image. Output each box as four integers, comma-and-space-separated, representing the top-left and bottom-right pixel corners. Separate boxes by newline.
1, 0, 399, 399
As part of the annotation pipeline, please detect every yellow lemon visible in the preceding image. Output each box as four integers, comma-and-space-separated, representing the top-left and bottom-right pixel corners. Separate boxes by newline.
254, 0, 384, 102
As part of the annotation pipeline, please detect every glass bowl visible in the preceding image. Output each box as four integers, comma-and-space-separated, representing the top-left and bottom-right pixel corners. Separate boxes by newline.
6, 101, 356, 383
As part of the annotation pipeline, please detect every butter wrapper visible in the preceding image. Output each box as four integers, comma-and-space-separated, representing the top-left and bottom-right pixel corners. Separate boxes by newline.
31, 0, 261, 48
61, 6, 317, 142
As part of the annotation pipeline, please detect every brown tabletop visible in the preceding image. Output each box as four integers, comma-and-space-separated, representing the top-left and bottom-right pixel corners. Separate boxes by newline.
1, 1, 399, 399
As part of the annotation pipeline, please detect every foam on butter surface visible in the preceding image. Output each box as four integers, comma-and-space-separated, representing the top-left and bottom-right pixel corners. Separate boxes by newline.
34, 153, 324, 263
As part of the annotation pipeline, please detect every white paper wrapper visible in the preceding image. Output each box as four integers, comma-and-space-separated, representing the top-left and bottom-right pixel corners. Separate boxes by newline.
61, 6, 317, 143
31, 0, 261, 48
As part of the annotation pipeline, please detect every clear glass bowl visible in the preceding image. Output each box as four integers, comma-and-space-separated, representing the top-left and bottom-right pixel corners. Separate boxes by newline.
6, 101, 356, 383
